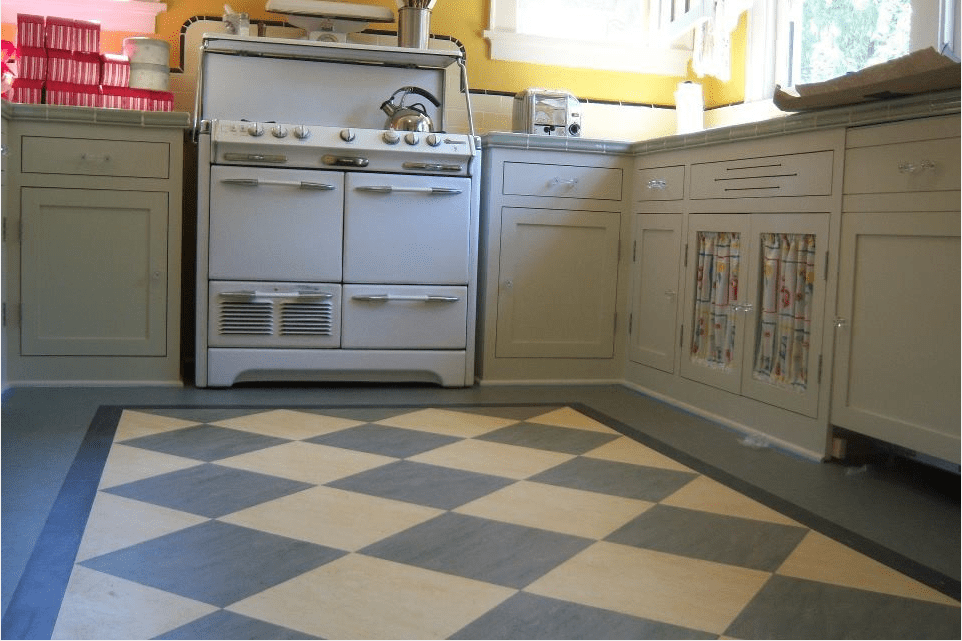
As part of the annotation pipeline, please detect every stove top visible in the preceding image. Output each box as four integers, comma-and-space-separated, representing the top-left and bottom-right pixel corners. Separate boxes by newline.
209, 119, 477, 176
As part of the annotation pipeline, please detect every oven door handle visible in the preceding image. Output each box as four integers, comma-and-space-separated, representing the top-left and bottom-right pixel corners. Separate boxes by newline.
354, 186, 463, 195
220, 178, 336, 191
220, 290, 334, 300
351, 294, 461, 303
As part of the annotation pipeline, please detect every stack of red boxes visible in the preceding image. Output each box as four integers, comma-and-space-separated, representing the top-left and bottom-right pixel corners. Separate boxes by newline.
9, 14, 45, 103
100, 53, 131, 109
44, 16, 102, 107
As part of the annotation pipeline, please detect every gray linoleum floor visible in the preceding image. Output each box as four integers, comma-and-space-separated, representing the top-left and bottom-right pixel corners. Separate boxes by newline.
2, 382, 959, 624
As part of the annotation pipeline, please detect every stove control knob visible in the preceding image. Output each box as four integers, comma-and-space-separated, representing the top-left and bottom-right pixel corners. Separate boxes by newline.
247, 123, 264, 137
340, 128, 356, 142
382, 130, 401, 145
293, 125, 311, 140
271, 125, 289, 138
426, 133, 442, 147
404, 132, 419, 146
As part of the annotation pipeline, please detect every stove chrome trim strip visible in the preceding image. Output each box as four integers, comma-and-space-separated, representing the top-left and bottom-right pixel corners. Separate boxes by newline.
351, 294, 462, 303
322, 155, 370, 168
355, 186, 464, 195
222, 153, 288, 164
402, 162, 465, 172
220, 178, 336, 190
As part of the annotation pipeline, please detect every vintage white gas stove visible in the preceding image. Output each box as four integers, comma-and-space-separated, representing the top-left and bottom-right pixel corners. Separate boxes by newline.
194, 34, 480, 387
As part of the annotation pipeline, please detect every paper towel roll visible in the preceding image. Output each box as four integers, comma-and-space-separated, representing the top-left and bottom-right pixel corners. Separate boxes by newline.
675, 81, 704, 134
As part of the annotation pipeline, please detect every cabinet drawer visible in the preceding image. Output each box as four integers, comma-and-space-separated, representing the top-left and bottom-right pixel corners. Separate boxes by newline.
636, 165, 685, 201
503, 162, 623, 201
21, 136, 170, 178
843, 136, 960, 194
690, 151, 833, 199
342, 285, 467, 349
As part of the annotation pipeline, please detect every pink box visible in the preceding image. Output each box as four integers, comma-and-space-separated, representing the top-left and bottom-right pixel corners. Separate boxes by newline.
45, 17, 100, 53
148, 90, 174, 111
46, 81, 102, 107
17, 14, 46, 49
8, 78, 43, 104
101, 85, 133, 109
17, 47, 47, 81
100, 53, 130, 87
47, 50, 101, 85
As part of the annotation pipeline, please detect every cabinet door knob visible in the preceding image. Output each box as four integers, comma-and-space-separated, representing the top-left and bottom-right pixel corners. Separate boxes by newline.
504, 279, 513, 289
833, 317, 849, 328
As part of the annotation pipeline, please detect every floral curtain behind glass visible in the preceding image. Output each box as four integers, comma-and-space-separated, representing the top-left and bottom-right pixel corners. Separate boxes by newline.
690, 231, 740, 368
753, 233, 816, 390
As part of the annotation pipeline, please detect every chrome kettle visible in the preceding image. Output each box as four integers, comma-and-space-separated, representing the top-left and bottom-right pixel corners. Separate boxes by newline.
380, 86, 441, 132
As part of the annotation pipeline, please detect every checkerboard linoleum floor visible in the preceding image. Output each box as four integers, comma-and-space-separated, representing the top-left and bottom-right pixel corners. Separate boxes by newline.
49, 405, 959, 639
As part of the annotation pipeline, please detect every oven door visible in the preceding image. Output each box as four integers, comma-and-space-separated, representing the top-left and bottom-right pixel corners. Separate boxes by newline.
343, 173, 471, 284
209, 166, 344, 281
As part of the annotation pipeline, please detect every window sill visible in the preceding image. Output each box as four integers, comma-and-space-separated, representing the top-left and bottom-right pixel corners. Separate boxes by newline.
484, 29, 691, 76
1, 0, 166, 33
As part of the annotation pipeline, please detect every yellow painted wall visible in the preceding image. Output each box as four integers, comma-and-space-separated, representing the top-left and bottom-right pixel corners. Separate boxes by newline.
3, 0, 747, 107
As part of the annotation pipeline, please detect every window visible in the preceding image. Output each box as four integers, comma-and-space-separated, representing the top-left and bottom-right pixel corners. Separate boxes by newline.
745, 0, 960, 101
484, 0, 699, 75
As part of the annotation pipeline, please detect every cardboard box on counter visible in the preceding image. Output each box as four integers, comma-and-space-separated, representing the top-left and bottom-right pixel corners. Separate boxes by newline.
8, 78, 43, 104
47, 49, 101, 85
17, 14, 45, 49
17, 47, 47, 81
46, 81, 101, 107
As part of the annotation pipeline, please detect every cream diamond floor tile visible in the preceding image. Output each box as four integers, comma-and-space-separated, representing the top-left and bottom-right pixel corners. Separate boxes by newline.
98, 444, 202, 488
777, 531, 961, 607
220, 486, 443, 551
456, 480, 653, 539
661, 475, 800, 526
75, 493, 208, 562
114, 410, 200, 441
52, 566, 217, 640
525, 541, 771, 635
212, 409, 365, 440
376, 408, 518, 438
584, 436, 694, 472
228, 553, 516, 639
527, 407, 619, 433
217, 441, 396, 485
409, 439, 574, 480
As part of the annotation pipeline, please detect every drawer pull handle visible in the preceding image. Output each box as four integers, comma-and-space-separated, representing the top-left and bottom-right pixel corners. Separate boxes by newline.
80, 153, 111, 163
221, 290, 333, 300
356, 186, 463, 195
548, 177, 578, 188
664, 289, 677, 298
222, 152, 288, 163
352, 294, 460, 303
834, 317, 849, 329
732, 302, 754, 313
647, 179, 668, 190
220, 178, 335, 190
898, 160, 936, 174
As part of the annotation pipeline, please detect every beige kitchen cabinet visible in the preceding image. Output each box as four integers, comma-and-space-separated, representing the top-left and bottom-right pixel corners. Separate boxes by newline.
3, 109, 187, 385
478, 142, 629, 383
832, 115, 961, 464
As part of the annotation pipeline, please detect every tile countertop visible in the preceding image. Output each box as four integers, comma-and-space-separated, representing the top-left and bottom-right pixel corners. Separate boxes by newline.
481, 89, 961, 155
1, 101, 192, 129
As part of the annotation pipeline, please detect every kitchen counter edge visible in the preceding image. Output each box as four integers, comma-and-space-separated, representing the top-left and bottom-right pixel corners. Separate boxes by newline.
1, 101, 192, 129
482, 89, 960, 155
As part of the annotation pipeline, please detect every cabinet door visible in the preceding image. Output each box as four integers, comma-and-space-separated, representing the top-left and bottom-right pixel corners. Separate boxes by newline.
20, 187, 168, 356
739, 213, 829, 417
679, 213, 750, 393
832, 211, 960, 463
496, 207, 620, 358
628, 213, 682, 373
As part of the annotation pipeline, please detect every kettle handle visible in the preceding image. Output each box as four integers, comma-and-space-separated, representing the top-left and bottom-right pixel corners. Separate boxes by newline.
397, 85, 441, 107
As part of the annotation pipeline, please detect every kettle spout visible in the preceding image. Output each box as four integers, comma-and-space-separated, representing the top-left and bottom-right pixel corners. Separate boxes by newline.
380, 99, 398, 117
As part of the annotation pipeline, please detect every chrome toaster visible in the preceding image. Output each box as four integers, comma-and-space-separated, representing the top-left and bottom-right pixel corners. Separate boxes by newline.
512, 88, 582, 136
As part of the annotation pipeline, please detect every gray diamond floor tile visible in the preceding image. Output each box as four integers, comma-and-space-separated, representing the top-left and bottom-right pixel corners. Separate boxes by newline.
104, 464, 314, 517
360, 512, 593, 589
725, 575, 961, 639
478, 422, 619, 454
136, 408, 268, 424
120, 424, 289, 461
308, 423, 460, 458
157, 610, 320, 640
606, 504, 809, 571
529, 456, 698, 501
327, 460, 514, 509
450, 592, 713, 639
80, 521, 345, 608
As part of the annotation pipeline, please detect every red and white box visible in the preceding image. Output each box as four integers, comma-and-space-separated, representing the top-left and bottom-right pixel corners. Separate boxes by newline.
149, 90, 174, 111
17, 47, 47, 80
9, 78, 43, 104
100, 53, 130, 87
47, 50, 101, 85
101, 85, 131, 109
45, 81, 101, 107
45, 17, 100, 53
17, 14, 46, 49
